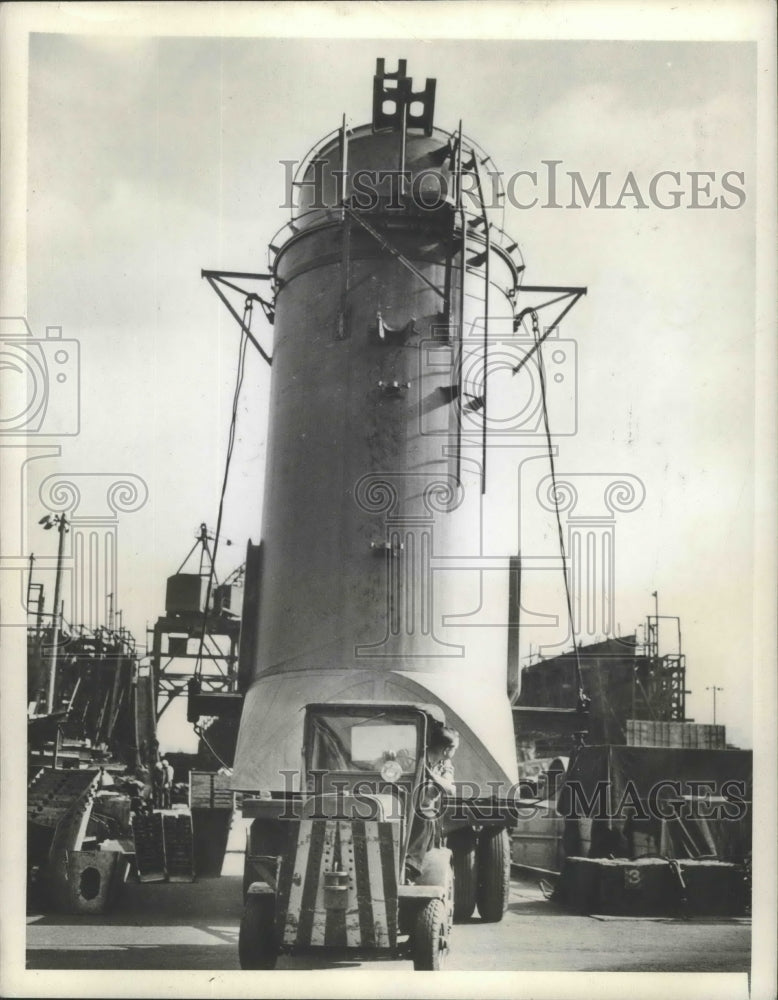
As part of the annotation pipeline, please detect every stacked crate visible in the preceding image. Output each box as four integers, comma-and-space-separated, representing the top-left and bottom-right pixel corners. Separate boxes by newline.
189, 770, 240, 877
131, 812, 166, 882
131, 810, 195, 882
189, 770, 236, 810
625, 720, 726, 749
163, 813, 195, 882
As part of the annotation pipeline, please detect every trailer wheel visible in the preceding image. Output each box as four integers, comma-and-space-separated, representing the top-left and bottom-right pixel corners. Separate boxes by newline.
412, 898, 449, 971
450, 833, 477, 922
476, 827, 510, 923
238, 893, 277, 969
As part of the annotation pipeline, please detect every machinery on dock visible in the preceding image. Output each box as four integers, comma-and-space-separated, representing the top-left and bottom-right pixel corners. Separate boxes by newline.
26, 541, 151, 913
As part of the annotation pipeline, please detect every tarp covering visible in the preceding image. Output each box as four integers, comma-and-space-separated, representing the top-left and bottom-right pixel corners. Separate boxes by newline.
231, 668, 518, 792
556, 745, 752, 862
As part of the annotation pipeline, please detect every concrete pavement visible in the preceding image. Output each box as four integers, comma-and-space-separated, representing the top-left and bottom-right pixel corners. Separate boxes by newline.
26, 873, 750, 973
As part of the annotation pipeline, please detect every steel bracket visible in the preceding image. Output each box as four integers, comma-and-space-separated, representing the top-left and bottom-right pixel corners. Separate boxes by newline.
371, 540, 404, 555
376, 311, 416, 344
377, 380, 411, 396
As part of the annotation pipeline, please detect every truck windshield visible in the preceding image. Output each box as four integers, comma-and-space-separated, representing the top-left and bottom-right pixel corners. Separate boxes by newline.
309, 714, 420, 774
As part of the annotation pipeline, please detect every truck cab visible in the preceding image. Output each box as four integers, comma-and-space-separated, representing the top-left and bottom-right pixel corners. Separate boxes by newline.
239, 701, 458, 970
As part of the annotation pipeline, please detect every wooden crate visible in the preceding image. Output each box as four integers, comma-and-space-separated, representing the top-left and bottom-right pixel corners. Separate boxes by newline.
163, 812, 195, 882
679, 859, 747, 915
189, 770, 235, 810
131, 812, 166, 882
594, 857, 679, 915
626, 720, 726, 749
557, 856, 746, 916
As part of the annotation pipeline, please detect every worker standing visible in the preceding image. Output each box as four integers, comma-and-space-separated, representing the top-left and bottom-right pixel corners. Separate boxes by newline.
161, 757, 175, 808
152, 760, 166, 810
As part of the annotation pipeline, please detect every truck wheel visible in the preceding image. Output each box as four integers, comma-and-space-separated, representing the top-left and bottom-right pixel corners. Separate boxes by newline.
238, 893, 277, 969
242, 833, 252, 900
242, 858, 252, 902
412, 898, 449, 971
476, 828, 510, 923
451, 833, 477, 922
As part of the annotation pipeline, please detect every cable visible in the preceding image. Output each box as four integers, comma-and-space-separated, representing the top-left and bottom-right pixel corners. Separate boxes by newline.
193, 298, 251, 680
530, 310, 589, 714
193, 721, 233, 773
175, 536, 201, 575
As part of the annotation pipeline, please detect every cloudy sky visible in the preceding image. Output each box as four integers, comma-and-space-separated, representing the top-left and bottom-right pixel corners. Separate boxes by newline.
8, 10, 767, 754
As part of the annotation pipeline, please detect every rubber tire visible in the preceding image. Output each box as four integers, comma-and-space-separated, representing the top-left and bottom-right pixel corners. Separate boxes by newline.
412, 898, 449, 971
242, 858, 252, 902
451, 834, 477, 922
242, 832, 252, 901
475, 828, 510, 923
238, 894, 278, 970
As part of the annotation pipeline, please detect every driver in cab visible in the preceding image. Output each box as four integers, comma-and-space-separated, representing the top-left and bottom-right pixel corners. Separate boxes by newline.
405, 724, 460, 882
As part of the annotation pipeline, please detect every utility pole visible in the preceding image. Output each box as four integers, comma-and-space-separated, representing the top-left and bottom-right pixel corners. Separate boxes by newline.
40, 513, 69, 715
27, 552, 35, 606
706, 685, 723, 725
